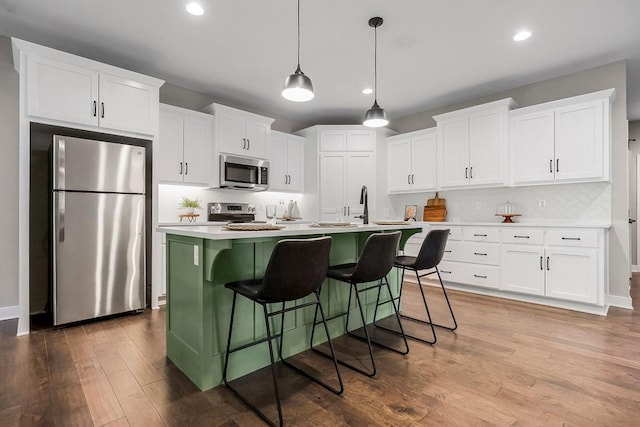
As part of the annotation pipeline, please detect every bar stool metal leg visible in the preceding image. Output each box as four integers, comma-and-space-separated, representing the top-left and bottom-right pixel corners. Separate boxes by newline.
372, 275, 410, 354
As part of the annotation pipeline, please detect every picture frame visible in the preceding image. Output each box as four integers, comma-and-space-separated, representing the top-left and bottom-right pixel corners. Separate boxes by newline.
404, 204, 418, 221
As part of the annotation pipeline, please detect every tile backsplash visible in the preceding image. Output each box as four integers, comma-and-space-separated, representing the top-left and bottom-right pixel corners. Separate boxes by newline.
388, 182, 611, 222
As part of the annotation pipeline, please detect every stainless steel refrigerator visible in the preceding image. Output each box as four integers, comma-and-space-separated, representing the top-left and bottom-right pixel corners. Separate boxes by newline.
52, 135, 146, 326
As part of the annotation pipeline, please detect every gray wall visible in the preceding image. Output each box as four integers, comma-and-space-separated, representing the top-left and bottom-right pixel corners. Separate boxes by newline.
629, 120, 640, 266
0, 35, 19, 311
391, 61, 629, 300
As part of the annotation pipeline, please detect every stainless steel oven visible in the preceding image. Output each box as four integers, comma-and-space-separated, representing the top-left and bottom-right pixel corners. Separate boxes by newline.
220, 154, 269, 191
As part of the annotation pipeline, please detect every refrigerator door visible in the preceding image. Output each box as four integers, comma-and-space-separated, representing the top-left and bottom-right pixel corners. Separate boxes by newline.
53, 135, 145, 194
53, 191, 145, 325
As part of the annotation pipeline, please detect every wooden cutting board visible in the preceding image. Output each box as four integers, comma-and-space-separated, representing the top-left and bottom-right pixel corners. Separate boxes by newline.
426, 192, 446, 206
423, 205, 447, 222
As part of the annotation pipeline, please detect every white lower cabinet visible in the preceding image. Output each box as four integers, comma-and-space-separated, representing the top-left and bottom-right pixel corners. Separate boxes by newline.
417, 224, 605, 312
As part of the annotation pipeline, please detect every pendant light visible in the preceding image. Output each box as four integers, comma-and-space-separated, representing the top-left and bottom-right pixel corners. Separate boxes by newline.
282, 0, 314, 102
363, 17, 389, 127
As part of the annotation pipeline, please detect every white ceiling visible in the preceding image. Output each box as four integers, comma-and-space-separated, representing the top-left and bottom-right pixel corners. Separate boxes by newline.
1, 0, 640, 127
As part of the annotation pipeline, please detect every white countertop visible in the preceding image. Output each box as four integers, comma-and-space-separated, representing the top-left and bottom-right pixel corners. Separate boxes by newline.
157, 223, 424, 240
419, 220, 612, 229
157, 220, 313, 227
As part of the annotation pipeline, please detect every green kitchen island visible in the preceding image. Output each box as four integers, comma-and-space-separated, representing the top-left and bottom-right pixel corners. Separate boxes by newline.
157, 223, 422, 391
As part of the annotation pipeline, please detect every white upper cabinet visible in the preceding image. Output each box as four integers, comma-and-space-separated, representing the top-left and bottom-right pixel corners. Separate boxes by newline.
269, 131, 304, 192
15, 39, 163, 136
210, 103, 273, 159
435, 98, 516, 189
320, 130, 374, 152
158, 104, 213, 186
510, 89, 614, 186
387, 128, 437, 194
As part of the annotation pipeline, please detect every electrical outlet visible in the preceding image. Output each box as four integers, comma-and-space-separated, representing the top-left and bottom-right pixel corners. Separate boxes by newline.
538, 200, 547, 209
475, 201, 482, 210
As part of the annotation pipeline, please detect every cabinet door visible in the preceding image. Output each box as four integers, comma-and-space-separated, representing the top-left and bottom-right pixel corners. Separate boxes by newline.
501, 245, 545, 295
347, 130, 375, 151
244, 119, 269, 158
387, 139, 412, 193
269, 135, 288, 191
510, 111, 555, 185
554, 101, 604, 182
217, 110, 245, 155
439, 117, 470, 188
346, 153, 374, 219
320, 131, 347, 151
469, 109, 504, 186
545, 247, 598, 304
182, 115, 212, 185
27, 55, 99, 126
158, 110, 184, 183
319, 153, 346, 221
411, 133, 437, 191
286, 138, 304, 192
98, 73, 156, 135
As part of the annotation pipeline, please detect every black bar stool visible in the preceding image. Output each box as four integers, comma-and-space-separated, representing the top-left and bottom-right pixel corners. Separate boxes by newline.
389, 228, 456, 345
223, 236, 343, 427
311, 231, 408, 377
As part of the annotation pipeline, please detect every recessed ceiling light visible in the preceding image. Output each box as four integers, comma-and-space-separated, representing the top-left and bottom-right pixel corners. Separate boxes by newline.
513, 30, 532, 42
362, 88, 373, 95
186, 2, 204, 16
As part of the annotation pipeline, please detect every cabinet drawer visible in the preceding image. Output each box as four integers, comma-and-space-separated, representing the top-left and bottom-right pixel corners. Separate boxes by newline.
431, 225, 462, 241
442, 240, 464, 262
460, 242, 500, 265
501, 228, 544, 245
545, 229, 599, 248
436, 261, 462, 283
461, 264, 500, 289
464, 227, 500, 242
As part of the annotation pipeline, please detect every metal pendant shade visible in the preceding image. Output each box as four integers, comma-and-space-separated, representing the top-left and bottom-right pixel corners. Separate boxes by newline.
363, 17, 388, 127
282, 0, 314, 102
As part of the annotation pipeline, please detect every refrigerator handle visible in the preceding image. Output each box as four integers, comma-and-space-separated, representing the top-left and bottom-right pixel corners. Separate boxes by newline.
57, 192, 65, 242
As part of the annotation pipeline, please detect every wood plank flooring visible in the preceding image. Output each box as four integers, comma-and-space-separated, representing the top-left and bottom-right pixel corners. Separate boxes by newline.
1, 278, 639, 426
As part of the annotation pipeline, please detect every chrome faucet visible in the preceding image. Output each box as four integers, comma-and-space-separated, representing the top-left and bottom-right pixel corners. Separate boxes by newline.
354, 185, 369, 224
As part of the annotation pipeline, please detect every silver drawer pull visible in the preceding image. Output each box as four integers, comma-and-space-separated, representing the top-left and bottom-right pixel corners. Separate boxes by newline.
473, 233, 487, 237
474, 252, 488, 256
440, 270, 452, 274
514, 235, 530, 239
444, 250, 452, 253
473, 274, 487, 279
561, 237, 581, 241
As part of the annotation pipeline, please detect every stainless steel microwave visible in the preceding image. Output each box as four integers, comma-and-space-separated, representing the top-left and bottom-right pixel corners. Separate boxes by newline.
219, 154, 269, 191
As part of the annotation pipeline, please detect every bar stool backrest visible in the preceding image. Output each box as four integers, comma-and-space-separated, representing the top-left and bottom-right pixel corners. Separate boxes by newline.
351, 231, 401, 283
258, 236, 333, 302
414, 229, 450, 270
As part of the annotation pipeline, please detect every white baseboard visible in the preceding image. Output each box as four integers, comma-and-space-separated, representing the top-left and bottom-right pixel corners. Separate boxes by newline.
606, 294, 634, 310
0, 305, 19, 321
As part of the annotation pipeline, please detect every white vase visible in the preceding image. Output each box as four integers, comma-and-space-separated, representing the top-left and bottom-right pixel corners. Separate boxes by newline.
292, 201, 300, 219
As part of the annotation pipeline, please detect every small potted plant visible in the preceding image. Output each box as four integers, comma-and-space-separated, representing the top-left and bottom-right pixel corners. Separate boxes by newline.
180, 197, 201, 214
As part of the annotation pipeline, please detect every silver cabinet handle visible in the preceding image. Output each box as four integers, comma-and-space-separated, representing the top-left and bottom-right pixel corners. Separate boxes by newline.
546, 256, 550, 271
474, 252, 488, 256
540, 256, 543, 270
247, 139, 250, 150
440, 270, 452, 274
444, 250, 452, 253
561, 237, 581, 241
514, 235, 530, 239
57, 192, 65, 242
465, 167, 468, 179
343, 206, 346, 215
101, 102, 105, 118
474, 233, 487, 237
185, 162, 188, 175
179, 162, 183, 175
474, 274, 487, 279
411, 174, 415, 184
242, 138, 246, 149
556, 158, 559, 173
470, 166, 473, 179
550, 159, 553, 173
408, 174, 411, 184
93, 100, 97, 117
347, 206, 350, 215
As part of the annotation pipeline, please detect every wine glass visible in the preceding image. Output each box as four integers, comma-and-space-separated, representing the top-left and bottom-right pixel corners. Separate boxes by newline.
266, 204, 277, 225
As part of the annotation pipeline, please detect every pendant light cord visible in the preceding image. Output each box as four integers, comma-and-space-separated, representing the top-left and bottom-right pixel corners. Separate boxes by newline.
374, 23, 378, 103
297, 0, 301, 68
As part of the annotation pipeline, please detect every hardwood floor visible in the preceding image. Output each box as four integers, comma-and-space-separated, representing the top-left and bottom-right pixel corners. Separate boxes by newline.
1, 282, 639, 426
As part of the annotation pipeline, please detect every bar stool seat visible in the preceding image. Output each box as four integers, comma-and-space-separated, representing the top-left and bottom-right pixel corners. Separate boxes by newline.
223, 236, 343, 427
311, 231, 409, 378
